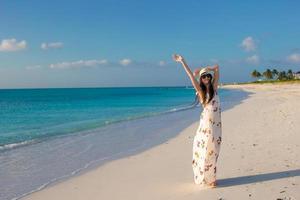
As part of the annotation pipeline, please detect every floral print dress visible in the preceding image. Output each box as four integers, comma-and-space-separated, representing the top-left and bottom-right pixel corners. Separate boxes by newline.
192, 90, 222, 185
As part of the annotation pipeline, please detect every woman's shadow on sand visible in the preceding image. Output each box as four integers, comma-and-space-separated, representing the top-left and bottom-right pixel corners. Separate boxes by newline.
177, 169, 299, 194
217, 169, 300, 187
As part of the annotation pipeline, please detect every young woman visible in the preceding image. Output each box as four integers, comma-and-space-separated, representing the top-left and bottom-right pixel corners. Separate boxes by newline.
172, 54, 222, 188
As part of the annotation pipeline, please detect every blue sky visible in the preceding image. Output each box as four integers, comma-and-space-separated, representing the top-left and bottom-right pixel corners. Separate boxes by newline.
1, 0, 300, 88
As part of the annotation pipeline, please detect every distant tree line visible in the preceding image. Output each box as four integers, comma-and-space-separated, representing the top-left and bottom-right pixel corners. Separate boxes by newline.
251, 68, 298, 81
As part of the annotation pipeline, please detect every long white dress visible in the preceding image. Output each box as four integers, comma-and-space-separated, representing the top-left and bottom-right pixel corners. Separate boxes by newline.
192, 90, 222, 185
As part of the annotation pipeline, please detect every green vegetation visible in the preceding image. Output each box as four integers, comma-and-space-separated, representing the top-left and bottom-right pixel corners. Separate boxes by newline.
251, 68, 298, 81
245, 68, 300, 84
236, 79, 300, 85
221, 68, 300, 85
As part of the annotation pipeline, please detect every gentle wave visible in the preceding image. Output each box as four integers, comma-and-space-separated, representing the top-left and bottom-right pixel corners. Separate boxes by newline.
0, 101, 199, 153
0, 139, 39, 152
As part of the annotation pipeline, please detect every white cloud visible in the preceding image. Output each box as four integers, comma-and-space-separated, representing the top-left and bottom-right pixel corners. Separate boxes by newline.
41, 42, 63, 50
241, 36, 256, 52
49, 59, 108, 69
0, 38, 27, 52
246, 55, 260, 64
119, 58, 131, 66
159, 61, 166, 66
26, 65, 42, 70
287, 53, 300, 63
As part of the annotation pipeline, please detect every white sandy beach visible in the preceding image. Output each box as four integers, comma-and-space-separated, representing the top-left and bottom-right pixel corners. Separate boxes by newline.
22, 83, 300, 200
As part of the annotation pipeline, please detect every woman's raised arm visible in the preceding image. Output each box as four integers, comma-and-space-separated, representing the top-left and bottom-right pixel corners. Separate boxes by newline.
172, 54, 203, 102
206, 64, 219, 91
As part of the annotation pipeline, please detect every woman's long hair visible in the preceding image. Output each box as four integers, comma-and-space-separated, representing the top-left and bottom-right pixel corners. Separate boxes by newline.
197, 74, 214, 105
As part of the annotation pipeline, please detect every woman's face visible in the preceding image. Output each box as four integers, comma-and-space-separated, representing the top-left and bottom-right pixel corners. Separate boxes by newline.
201, 74, 212, 85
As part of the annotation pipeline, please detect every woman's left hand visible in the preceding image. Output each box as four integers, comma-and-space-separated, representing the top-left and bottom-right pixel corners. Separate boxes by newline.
172, 54, 184, 63
207, 64, 219, 71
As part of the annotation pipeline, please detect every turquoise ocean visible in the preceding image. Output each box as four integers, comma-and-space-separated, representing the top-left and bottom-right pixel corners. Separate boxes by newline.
0, 87, 198, 150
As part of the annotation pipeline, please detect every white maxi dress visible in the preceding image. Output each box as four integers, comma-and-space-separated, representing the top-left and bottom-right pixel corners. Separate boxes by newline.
192, 90, 222, 185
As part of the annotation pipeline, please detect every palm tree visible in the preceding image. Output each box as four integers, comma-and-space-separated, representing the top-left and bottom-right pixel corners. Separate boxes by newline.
278, 71, 287, 80
251, 70, 261, 81
251, 70, 257, 78
287, 69, 294, 80
262, 69, 273, 80
257, 71, 262, 79
272, 69, 278, 79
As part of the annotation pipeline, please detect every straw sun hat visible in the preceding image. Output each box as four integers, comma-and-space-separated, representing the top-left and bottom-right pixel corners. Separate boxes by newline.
199, 67, 212, 77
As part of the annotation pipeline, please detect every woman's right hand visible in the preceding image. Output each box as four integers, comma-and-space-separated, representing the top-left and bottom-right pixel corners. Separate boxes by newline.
172, 54, 184, 63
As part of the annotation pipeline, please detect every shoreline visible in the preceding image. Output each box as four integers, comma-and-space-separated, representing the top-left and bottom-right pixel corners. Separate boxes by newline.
21, 84, 300, 199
